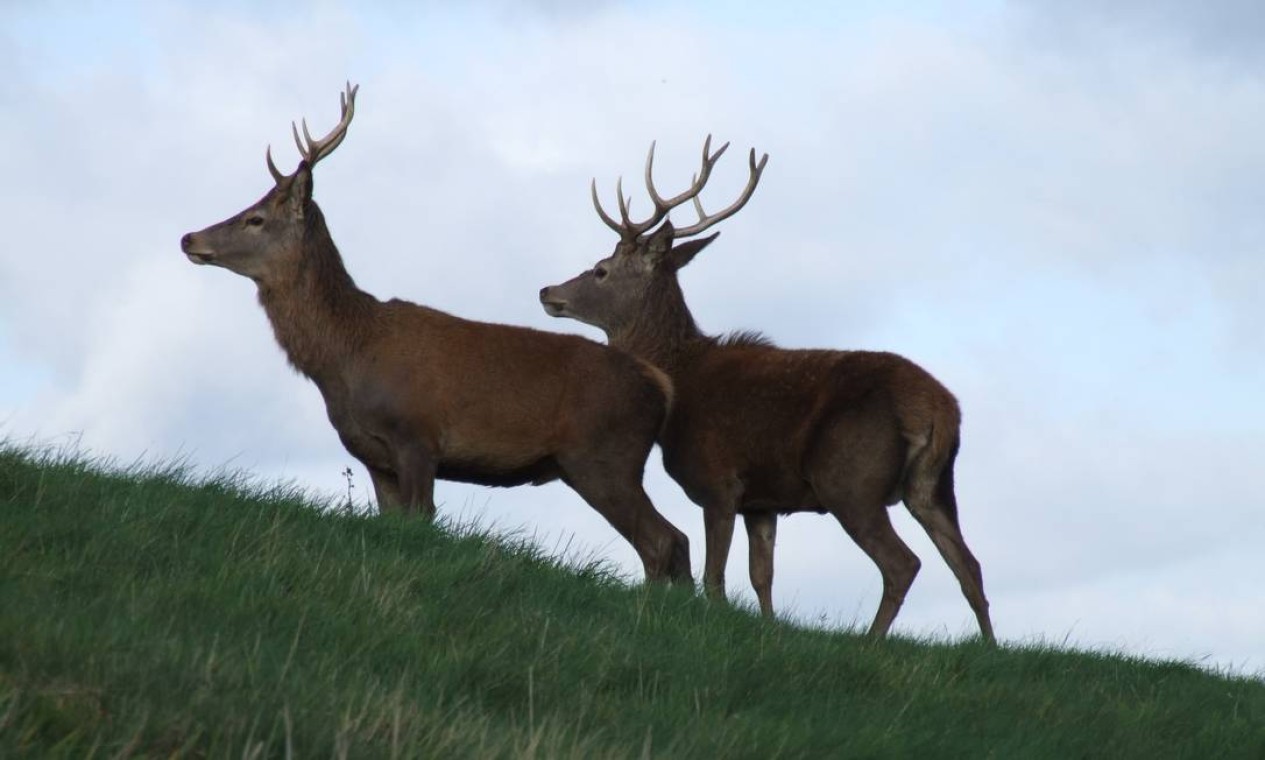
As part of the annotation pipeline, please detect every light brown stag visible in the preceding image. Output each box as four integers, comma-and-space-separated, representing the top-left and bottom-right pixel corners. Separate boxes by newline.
539, 138, 993, 640
180, 84, 691, 583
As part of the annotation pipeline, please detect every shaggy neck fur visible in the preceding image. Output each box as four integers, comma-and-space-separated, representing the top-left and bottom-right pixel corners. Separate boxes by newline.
610, 272, 711, 375
257, 203, 377, 381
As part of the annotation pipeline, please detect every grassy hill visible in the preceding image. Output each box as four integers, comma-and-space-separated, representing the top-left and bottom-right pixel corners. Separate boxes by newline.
1, 444, 1262, 758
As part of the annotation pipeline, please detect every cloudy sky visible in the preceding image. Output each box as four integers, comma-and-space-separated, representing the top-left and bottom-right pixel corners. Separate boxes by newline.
3, 2, 1263, 674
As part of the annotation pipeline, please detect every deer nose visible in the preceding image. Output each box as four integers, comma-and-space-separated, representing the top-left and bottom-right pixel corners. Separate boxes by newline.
539, 286, 550, 300
180, 233, 193, 251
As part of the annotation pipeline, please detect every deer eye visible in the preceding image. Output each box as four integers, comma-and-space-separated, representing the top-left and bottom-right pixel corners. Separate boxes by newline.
245, 215, 265, 227
593, 266, 608, 281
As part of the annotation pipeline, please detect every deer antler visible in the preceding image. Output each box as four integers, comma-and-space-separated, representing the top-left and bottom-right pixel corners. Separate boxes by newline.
674, 147, 768, 238
265, 81, 359, 183
591, 135, 767, 241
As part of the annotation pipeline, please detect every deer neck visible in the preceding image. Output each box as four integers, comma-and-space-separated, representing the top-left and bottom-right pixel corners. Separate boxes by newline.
609, 277, 709, 376
257, 207, 376, 382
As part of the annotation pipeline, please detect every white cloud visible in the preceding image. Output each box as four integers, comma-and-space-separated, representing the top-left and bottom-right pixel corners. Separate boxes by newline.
2, 2, 1262, 675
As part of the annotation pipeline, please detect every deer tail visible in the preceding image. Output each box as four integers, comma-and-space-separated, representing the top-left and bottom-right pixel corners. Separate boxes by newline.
905, 398, 962, 527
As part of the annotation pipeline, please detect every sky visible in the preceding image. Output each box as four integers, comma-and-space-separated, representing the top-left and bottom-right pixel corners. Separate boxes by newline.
2, 1, 1263, 675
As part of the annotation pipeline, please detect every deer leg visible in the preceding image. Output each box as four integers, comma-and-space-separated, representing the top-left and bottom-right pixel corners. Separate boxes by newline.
810, 417, 918, 637
743, 512, 777, 618
814, 475, 915, 634
367, 466, 405, 515
829, 500, 920, 638
905, 492, 994, 644
813, 477, 918, 635
394, 445, 438, 520
559, 461, 692, 585
703, 508, 736, 602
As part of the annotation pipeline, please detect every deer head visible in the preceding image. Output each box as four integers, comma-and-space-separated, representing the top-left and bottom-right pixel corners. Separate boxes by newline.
180, 82, 359, 283
540, 136, 767, 336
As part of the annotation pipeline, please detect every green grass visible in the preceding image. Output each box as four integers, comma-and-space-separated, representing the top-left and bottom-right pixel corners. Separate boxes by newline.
1, 443, 1262, 758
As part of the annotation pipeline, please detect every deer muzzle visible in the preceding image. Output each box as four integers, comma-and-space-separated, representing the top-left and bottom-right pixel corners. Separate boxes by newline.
538, 286, 567, 317
180, 232, 215, 265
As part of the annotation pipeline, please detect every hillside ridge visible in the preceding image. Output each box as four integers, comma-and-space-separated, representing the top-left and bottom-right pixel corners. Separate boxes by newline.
1, 444, 1262, 758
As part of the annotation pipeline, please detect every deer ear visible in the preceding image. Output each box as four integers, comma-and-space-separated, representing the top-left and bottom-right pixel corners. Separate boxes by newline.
285, 162, 315, 214
643, 221, 677, 264
668, 232, 720, 270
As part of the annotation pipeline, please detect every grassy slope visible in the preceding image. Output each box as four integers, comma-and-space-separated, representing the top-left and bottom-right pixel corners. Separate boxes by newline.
1, 445, 1262, 759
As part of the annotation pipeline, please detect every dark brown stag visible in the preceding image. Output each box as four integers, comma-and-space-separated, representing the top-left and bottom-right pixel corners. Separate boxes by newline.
540, 138, 993, 640
180, 84, 691, 583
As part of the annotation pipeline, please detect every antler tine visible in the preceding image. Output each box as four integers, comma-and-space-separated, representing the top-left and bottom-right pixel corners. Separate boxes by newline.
590, 179, 623, 234
643, 140, 663, 206
696, 138, 730, 186
291, 121, 308, 162
690, 173, 704, 219
301, 118, 316, 156
616, 177, 631, 225
265, 145, 286, 184
674, 146, 769, 238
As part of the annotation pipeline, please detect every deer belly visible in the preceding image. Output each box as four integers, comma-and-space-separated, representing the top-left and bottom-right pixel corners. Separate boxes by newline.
663, 441, 816, 512
440, 419, 553, 466
740, 471, 822, 514
433, 412, 563, 487
435, 457, 561, 488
